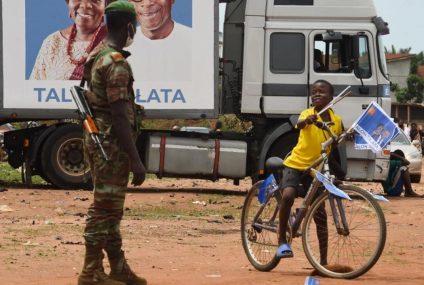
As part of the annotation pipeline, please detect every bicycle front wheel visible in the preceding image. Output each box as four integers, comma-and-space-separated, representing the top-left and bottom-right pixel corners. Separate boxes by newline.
241, 181, 280, 271
302, 184, 386, 279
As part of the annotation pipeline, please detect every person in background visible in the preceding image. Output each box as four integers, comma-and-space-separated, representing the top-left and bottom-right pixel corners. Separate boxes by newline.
382, 150, 423, 197
398, 119, 405, 131
419, 124, 424, 153
31, 0, 109, 80
409, 122, 421, 143
314, 49, 326, 72
214, 120, 223, 132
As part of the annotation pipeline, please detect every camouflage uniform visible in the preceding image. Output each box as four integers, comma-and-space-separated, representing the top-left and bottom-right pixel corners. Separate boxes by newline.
83, 43, 138, 249
79, 42, 144, 285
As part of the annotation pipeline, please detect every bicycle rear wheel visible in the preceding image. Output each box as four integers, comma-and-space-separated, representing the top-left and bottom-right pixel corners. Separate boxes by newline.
241, 181, 281, 271
302, 184, 386, 279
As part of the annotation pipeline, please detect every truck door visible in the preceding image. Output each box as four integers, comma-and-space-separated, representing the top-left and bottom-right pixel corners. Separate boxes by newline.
261, 29, 309, 116
309, 31, 378, 127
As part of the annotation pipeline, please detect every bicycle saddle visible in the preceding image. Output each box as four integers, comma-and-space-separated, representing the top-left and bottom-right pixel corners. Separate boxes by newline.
265, 156, 284, 172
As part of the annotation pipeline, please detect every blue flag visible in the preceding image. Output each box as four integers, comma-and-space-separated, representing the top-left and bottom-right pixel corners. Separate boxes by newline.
312, 169, 351, 200
352, 102, 399, 153
258, 174, 278, 204
305, 276, 320, 285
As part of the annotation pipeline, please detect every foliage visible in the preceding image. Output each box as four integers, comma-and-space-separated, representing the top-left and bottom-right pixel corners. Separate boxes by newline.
142, 114, 251, 133
384, 45, 412, 54
390, 82, 399, 92
395, 74, 424, 103
410, 51, 424, 74
0, 163, 47, 185
399, 47, 412, 54
387, 48, 424, 103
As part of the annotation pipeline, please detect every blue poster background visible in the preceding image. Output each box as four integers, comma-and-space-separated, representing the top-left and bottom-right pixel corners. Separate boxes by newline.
25, 0, 193, 79
353, 102, 398, 152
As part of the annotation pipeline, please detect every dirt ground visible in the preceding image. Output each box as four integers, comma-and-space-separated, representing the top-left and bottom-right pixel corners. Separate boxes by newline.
1, 165, 424, 285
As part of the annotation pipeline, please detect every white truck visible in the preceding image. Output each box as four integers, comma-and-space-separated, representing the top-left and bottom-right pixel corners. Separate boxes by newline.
0, 0, 391, 189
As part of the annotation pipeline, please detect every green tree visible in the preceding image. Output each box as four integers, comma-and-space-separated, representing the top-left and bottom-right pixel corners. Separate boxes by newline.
410, 51, 424, 74
395, 74, 424, 103
399, 47, 412, 54
384, 46, 413, 55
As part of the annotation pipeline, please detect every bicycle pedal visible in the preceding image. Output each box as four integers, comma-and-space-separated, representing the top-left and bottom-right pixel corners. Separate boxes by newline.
252, 218, 263, 233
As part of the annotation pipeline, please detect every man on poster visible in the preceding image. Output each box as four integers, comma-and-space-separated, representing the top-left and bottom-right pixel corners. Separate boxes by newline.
127, 0, 192, 81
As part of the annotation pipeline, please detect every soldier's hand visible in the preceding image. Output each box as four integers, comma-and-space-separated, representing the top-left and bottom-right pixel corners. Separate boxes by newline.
131, 163, 146, 186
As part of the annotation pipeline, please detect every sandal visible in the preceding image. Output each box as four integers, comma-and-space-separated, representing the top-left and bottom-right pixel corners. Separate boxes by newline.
276, 243, 294, 258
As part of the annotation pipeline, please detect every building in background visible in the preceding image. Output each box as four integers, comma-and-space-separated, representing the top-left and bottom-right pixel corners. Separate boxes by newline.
386, 53, 424, 125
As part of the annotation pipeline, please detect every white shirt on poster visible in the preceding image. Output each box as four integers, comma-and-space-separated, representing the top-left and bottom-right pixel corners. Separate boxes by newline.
128, 22, 192, 82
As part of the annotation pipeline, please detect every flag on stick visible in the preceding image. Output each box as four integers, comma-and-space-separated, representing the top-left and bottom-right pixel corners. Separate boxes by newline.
352, 102, 398, 153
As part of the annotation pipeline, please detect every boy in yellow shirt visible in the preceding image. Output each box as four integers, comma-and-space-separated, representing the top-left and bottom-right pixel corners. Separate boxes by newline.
276, 80, 343, 265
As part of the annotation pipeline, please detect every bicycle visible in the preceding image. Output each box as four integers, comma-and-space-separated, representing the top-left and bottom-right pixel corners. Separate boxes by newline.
241, 122, 387, 279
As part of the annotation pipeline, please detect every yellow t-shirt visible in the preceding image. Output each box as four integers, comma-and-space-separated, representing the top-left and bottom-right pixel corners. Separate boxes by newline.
283, 107, 343, 171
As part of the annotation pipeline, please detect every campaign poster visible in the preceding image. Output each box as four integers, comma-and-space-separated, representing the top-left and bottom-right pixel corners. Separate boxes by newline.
352, 102, 399, 153
2, 0, 215, 117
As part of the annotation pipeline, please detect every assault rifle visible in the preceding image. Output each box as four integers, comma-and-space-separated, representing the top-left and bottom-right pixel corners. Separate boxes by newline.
70, 86, 109, 161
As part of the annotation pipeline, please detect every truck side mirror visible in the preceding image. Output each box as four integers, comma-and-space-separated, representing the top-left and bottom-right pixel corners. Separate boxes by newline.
372, 17, 390, 35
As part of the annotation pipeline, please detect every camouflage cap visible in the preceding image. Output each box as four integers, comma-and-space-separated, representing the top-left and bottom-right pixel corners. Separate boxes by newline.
105, 0, 136, 16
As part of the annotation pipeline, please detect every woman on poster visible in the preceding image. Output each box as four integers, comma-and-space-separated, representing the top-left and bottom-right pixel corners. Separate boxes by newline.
30, 0, 110, 80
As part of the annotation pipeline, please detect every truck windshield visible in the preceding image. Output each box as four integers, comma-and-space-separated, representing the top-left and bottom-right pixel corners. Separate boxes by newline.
377, 35, 389, 80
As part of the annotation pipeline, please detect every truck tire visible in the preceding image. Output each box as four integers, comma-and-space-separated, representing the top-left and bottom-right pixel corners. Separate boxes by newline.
267, 132, 299, 161
262, 132, 299, 181
41, 124, 92, 189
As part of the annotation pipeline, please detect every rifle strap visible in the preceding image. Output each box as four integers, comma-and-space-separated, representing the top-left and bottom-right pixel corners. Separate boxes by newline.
79, 78, 86, 88
79, 46, 118, 89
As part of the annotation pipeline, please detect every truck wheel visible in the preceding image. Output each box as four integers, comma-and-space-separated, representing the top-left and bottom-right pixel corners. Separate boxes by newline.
267, 132, 299, 161
41, 124, 92, 189
263, 132, 299, 181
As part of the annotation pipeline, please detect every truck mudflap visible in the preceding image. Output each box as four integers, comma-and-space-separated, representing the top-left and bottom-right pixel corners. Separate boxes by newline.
145, 134, 248, 180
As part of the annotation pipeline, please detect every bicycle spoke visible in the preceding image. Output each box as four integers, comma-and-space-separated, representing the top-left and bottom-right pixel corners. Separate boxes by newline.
241, 182, 280, 271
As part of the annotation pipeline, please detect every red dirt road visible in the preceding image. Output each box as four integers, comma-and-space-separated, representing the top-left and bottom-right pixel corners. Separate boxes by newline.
1, 167, 424, 285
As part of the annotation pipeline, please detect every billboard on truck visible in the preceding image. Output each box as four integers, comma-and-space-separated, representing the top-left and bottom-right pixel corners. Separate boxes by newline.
0, 0, 218, 120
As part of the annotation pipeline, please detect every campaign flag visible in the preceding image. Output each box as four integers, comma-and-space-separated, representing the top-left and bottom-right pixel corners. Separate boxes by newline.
258, 174, 278, 204
352, 102, 399, 153
312, 169, 351, 200
304, 276, 320, 285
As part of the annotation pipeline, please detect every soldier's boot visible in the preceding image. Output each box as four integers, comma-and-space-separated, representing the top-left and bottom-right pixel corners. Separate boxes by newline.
107, 250, 147, 285
78, 249, 126, 285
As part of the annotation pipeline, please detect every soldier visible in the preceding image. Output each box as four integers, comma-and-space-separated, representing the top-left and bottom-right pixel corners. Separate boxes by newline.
78, 1, 147, 285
